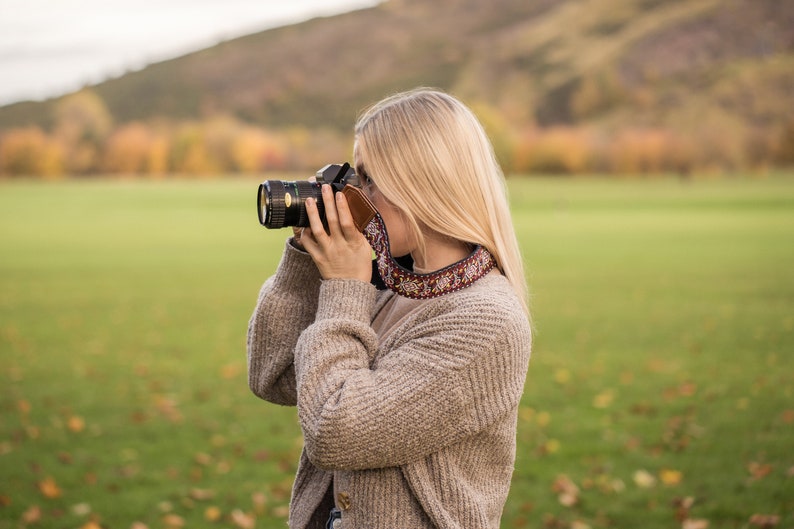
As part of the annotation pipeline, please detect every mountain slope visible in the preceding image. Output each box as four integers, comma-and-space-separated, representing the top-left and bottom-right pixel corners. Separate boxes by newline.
0, 0, 791, 137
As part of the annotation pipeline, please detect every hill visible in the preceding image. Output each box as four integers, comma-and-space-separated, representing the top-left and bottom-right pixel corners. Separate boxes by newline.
1, 0, 792, 175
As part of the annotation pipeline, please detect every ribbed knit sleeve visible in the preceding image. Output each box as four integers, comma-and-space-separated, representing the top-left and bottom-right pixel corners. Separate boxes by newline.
247, 239, 322, 406
294, 277, 531, 471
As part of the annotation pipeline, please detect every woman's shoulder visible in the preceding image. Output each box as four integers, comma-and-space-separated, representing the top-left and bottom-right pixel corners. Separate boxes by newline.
419, 271, 529, 332
451, 270, 523, 308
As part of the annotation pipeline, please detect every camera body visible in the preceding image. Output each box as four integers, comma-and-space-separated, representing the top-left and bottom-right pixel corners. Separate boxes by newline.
257, 163, 360, 229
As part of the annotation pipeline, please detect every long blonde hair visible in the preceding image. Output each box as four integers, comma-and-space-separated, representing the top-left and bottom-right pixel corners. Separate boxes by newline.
354, 88, 529, 316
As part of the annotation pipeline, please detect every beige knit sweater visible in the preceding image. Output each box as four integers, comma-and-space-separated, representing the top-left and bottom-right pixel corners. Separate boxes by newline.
247, 240, 532, 529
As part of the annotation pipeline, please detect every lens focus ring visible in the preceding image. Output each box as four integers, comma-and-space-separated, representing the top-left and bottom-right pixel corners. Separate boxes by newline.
296, 180, 320, 227
267, 182, 287, 229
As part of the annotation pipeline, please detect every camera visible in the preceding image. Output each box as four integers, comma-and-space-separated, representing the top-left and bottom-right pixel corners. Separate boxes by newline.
257, 163, 360, 229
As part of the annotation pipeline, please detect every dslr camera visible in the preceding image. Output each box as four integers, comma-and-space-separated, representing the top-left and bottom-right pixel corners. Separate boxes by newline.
257, 163, 360, 229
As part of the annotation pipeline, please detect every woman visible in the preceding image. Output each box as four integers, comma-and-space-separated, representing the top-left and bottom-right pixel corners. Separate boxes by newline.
247, 88, 532, 529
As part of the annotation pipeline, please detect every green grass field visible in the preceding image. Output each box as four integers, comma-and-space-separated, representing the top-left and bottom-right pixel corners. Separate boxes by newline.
1, 175, 792, 528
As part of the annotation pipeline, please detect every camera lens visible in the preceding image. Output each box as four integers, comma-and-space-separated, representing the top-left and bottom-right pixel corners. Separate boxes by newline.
257, 180, 322, 229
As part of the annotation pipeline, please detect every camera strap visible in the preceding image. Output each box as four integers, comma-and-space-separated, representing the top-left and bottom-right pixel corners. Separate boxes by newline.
341, 183, 495, 299
362, 212, 496, 300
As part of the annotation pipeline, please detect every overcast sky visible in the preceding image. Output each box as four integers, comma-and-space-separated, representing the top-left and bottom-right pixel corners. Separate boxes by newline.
0, 0, 379, 106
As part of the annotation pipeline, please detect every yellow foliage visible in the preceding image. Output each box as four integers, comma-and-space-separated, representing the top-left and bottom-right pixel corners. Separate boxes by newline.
54, 89, 113, 144
514, 127, 592, 174
103, 122, 153, 174
0, 127, 64, 178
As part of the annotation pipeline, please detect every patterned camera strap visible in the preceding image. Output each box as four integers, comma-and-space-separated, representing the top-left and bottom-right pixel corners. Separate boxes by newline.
362, 212, 495, 299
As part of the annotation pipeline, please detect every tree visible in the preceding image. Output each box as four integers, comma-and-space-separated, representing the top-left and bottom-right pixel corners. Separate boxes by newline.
0, 127, 64, 177
53, 90, 113, 174
102, 123, 153, 174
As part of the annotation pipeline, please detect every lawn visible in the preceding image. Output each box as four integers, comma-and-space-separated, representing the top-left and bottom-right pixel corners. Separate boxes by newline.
1, 175, 792, 528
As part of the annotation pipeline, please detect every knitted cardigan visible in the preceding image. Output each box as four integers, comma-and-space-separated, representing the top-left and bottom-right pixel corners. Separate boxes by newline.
247, 240, 532, 529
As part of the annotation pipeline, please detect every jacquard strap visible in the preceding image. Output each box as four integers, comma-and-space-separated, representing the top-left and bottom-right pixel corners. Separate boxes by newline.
363, 212, 495, 299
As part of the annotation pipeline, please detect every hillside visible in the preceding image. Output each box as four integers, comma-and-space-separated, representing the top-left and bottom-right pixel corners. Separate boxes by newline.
1, 0, 792, 175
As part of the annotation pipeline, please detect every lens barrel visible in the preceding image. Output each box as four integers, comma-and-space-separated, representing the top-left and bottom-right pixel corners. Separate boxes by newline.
257, 180, 323, 229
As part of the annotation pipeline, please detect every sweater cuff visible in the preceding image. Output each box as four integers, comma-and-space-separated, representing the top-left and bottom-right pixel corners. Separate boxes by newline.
316, 279, 376, 323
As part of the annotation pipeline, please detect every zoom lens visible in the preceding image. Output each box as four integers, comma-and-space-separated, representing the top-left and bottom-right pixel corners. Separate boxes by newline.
257, 180, 323, 229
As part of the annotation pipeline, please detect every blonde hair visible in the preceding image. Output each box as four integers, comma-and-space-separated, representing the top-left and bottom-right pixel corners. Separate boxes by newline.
354, 88, 529, 316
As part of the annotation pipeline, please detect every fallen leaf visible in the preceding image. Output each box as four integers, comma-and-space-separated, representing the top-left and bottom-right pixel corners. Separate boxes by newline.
67, 415, 85, 433
551, 475, 580, 507
154, 396, 182, 423
194, 453, 213, 466
749, 514, 780, 528
22, 505, 42, 524
18, 399, 31, 415
747, 462, 773, 481
544, 439, 561, 454
38, 476, 62, 498
252, 492, 267, 515
633, 469, 656, 489
205, 506, 222, 522
660, 469, 683, 486
593, 389, 615, 409
163, 514, 185, 528
619, 370, 634, 385
216, 460, 231, 474
682, 519, 709, 529
673, 497, 696, 523
221, 364, 241, 379
189, 488, 215, 501
230, 509, 255, 529
553, 369, 571, 385
541, 513, 566, 528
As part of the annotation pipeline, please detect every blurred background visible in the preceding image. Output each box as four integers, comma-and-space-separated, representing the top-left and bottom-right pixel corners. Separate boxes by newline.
1, 0, 792, 177
1, 1, 793, 528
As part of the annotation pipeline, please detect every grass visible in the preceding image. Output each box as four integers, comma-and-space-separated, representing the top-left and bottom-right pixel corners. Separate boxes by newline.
1, 174, 792, 528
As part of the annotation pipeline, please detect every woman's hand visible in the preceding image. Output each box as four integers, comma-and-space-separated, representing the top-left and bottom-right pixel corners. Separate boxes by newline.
300, 184, 373, 283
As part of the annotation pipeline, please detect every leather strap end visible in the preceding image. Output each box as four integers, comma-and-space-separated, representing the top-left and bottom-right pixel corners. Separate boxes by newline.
342, 184, 378, 233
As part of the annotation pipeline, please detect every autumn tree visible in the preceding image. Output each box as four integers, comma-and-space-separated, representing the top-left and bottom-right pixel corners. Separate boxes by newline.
170, 123, 217, 175
102, 122, 154, 174
53, 90, 113, 174
513, 127, 592, 174
775, 118, 794, 166
0, 127, 64, 178
230, 126, 287, 173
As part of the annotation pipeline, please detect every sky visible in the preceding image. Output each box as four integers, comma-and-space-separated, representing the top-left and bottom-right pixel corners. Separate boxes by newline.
0, 0, 380, 106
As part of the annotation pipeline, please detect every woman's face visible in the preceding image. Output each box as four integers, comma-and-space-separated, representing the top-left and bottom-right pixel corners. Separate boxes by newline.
357, 166, 416, 258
